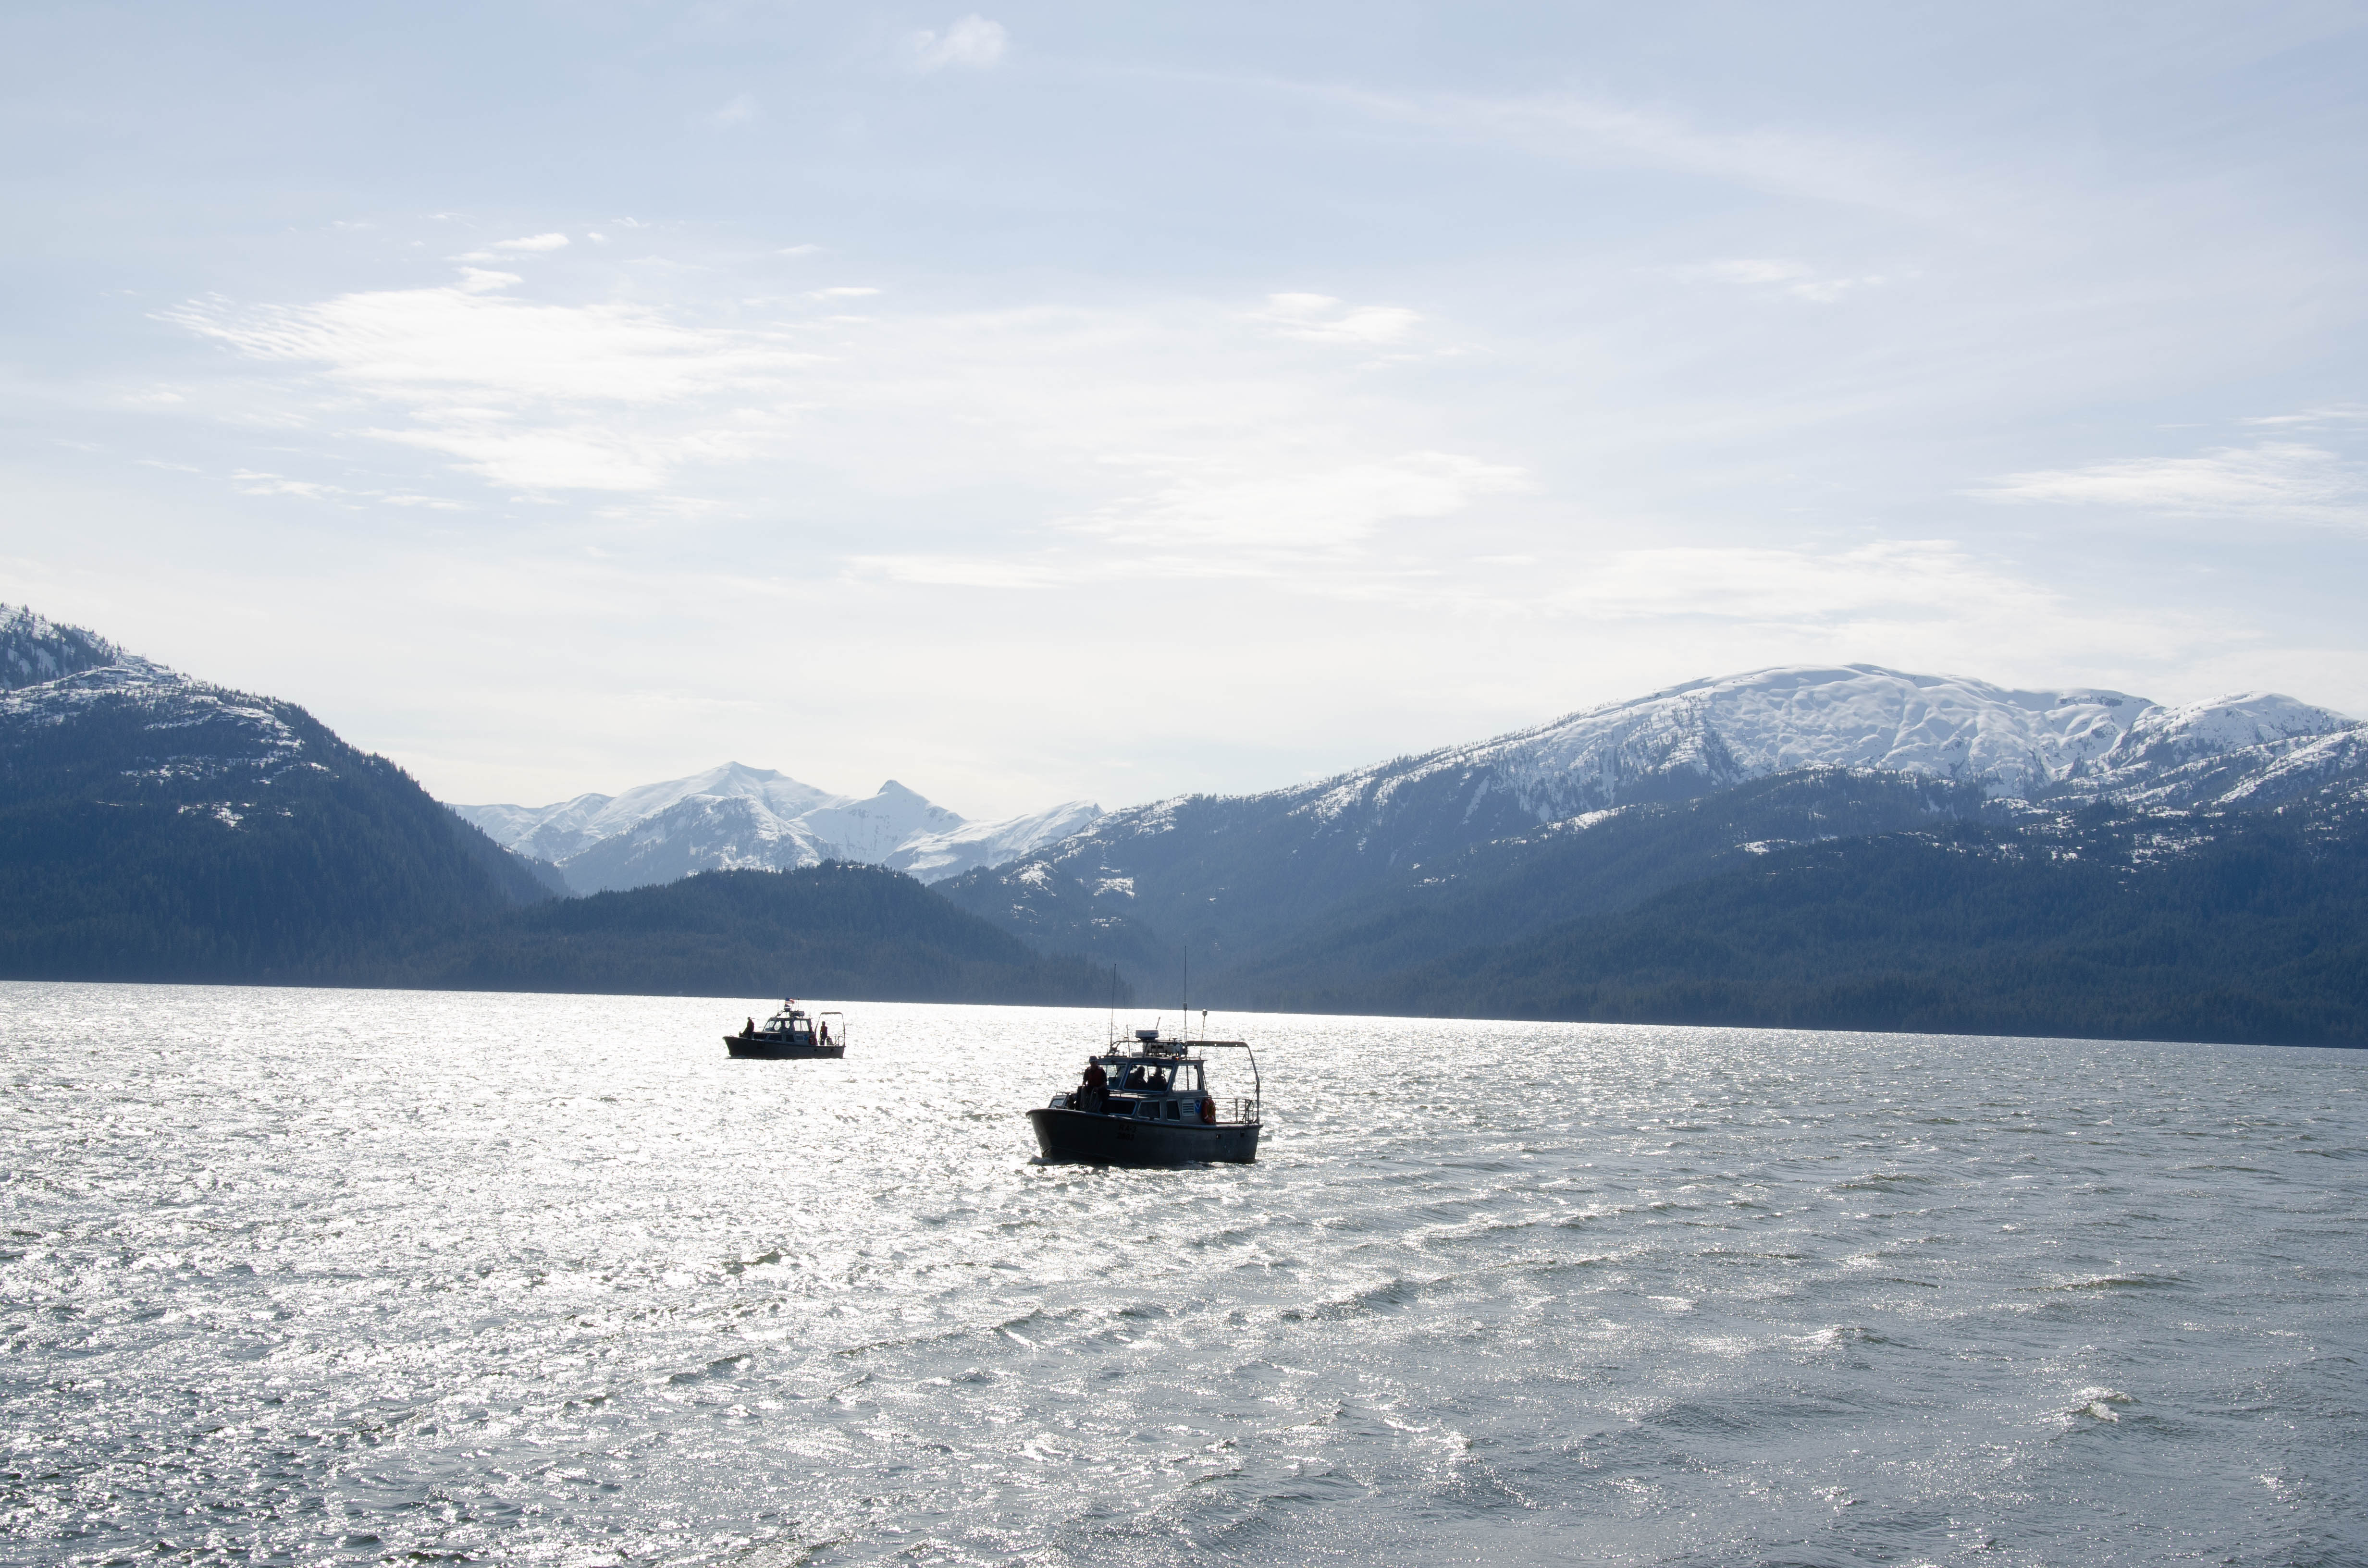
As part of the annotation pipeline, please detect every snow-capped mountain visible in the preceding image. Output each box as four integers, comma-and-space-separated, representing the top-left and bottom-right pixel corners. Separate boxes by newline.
456, 762, 841, 866
936, 662, 2367, 992
1095, 664, 2356, 855
454, 766, 1104, 894
0, 603, 127, 690
0, 608, 556, 979
884, 799, 1108, 880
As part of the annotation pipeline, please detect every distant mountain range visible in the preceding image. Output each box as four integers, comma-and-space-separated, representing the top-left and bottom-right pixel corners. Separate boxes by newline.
0, 604, 1115, 1005
933, 665, 2368, 1044
5, 602, 2361, 1043
453, 764, 1101, 893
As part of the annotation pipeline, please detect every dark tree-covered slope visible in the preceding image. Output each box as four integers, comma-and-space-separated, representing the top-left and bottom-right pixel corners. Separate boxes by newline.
0, 608, 1119, 1005
1307, 798, 2368, 1047
390, 863, 1125, 1004
0, 663, 554, 982
1230, 769, 1988, 1002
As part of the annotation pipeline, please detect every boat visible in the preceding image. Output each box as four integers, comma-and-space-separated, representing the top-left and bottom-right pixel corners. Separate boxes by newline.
725, 1001, 846, 1059
1026, 1026, 1261, 1164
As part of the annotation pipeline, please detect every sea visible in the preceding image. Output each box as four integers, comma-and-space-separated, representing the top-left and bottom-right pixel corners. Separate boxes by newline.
2, 983, 2363, 1568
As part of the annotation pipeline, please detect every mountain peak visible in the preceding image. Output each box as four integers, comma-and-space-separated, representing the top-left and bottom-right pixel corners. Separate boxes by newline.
0, 603, 135, 691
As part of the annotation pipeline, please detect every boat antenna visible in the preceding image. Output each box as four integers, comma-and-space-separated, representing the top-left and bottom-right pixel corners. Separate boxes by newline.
1181, 944, 1187, 1038
1108, 963, 1118, 1047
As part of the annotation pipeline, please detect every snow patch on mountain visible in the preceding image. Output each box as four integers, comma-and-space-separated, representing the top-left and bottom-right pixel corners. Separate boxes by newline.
0, 603, 127, 690
456, 765, 1099, 893
456, 762, 839, 864
887, 800, 1108, 881
1416, 664, 2156, 812
0, 659, 308, 778
2092, 692, 2352, 776
991, 665, 2363, 915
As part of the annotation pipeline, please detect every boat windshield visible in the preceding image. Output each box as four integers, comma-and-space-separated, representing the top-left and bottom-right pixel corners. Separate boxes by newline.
1107, 1059, 1200, 1093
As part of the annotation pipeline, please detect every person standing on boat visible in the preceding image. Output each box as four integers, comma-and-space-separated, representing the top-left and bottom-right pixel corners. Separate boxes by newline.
817, 1019, 832, 1048
743, 1017, 755, 1037
1080, 1058, 1107, 1110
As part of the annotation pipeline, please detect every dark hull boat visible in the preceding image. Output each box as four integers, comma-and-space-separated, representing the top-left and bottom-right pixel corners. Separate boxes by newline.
1027, 1104, 1258, 1164
724, 1001, 846, 1060
725, 1035, 845, 1060
1027, 1029, 1262, 1166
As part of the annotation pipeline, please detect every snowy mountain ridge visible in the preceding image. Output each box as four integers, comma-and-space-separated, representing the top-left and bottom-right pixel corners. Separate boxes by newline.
454, 765, 1103, 894
942, 664, 2363, 968
0, 602, 129, 691
1080, 665, 2356, 857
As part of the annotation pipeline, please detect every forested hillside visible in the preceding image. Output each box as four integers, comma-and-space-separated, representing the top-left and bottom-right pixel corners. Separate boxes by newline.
0, 609, 1114, 1007
1292, 797, 2368, 1046
388, 863, 1125, 1003
0, 663, 554, 982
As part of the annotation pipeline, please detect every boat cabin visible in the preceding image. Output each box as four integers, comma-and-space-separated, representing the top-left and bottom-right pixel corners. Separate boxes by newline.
1063, 1031, 1260, 1125
749, 1002, 834, 1046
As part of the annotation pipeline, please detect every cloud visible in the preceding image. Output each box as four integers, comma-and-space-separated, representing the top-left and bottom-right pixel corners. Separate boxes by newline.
456, 268, 522, 293
1560, 540, 2044, 623
232, 470, 344, 500
1300, 85, 1952, 222
909, 14, 1007, 72
812, 286, 880, 298
856, 451, 1531, 590
492, 233, 570, 252
1255, 293, 1422, 345
1080, 451, 1529, 553
156, 279, 1503, 551
160, 282, 814, 492
1675, 258, 1889, 303
2238, 404, 2368, 430
1550, 539, 2213, 669
705, 94, 760, 129
1975, 441, 2367, 525
849, 554, 1071, 589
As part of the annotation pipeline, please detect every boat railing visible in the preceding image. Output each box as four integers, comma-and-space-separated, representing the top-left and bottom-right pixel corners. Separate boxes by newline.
1050, 1091, 1260, 1126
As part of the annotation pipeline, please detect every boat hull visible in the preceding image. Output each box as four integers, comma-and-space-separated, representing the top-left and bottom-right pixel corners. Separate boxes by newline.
1026, 1106, 1259, 1165
724, 1036, 845, 1060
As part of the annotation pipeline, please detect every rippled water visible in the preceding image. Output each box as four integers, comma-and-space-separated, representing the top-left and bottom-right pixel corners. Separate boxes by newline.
2, 982, 2365, 1567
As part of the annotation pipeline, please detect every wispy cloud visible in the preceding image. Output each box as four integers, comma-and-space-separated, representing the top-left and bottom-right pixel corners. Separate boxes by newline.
909, 14, 1007, 73
492, 233, 569, 252
1254, 293, 1421, 345
160, 278, 814, 491
153, 278, 1496, 529
1975, 440, 2368, 525
1561, 540, 2041, 623
1553, 540, 2212, 669
1674, 258, 1891, 304
233, 470, 345, 500
1076, 451, 1526, 552
705, 94, 760, 129
1286, 84, 1955, 222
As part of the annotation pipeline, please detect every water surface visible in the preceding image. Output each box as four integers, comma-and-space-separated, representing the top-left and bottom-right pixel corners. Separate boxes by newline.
2, 983, 2363, 1565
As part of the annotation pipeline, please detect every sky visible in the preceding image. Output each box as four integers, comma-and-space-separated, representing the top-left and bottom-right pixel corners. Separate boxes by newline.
3, 1, 2366, 820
